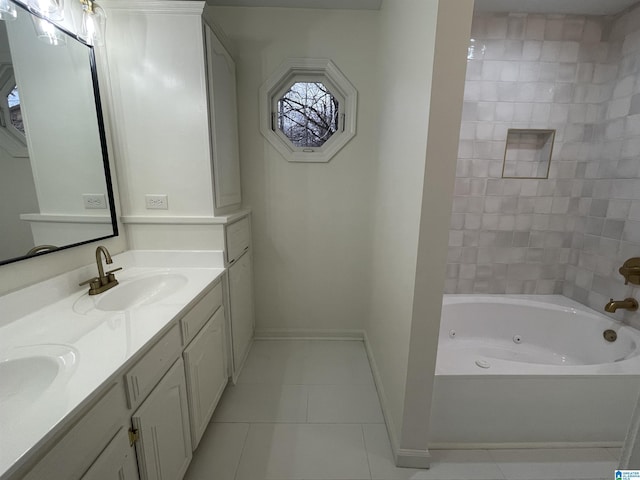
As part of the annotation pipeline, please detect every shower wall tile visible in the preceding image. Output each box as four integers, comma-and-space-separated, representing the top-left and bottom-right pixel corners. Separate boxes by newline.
448, 4, 640, 331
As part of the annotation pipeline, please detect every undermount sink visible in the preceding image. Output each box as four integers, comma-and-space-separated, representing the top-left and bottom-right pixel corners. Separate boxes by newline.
76, 273, 188, 313
0, 345, 77, 405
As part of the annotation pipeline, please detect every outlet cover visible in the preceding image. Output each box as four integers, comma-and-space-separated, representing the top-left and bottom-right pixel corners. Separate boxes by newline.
145, 194, 169, 210
82, 193, 107, 209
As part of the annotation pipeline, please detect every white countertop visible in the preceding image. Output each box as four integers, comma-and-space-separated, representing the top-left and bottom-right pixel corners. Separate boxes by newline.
0, 250, 225, 479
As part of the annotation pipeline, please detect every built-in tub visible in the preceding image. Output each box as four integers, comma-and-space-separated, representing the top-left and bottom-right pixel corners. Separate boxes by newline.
429, 295, 640, 448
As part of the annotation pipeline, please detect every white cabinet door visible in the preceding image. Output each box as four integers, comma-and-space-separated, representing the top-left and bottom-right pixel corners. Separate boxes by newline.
183, 306, 228, 449
132, 359, 192, 480
81, 428, 139, 480
228, 251, 254, 379
204, 22, 242, 212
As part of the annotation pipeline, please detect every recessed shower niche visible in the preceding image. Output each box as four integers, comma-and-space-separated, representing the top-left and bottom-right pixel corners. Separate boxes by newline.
501, 128, 555, 179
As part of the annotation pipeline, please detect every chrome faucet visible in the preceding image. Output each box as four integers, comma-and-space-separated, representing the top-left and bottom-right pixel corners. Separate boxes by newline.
604, 298, 639, 313
79, 246, 122, 295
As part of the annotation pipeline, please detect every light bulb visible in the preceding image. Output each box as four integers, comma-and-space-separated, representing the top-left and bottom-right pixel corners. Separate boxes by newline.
0, 0, 17, 21
80, 0, 105, 46
27, 0, 64, 21
32, 16, 66, 45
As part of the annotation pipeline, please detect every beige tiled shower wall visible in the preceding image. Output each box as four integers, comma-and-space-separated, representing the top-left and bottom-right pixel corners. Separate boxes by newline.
446, 5, 640, 326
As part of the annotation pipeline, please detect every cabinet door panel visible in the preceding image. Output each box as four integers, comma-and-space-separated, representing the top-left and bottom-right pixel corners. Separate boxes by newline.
204, 23, 241, 211
228, 251, 254, 377
184, 307, 227, 449
132, 359, 192, 480
81, 428, 139, 480
23, 382, 128, 480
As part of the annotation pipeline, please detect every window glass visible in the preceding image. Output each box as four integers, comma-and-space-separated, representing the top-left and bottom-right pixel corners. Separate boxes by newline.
7, 85, 24, 134
277, 82, 339, 148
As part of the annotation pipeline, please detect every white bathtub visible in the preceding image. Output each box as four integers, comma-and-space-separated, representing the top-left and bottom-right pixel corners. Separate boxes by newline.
429, 295, 640, 448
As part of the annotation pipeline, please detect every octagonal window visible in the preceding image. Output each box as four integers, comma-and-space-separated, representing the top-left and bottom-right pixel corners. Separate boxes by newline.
0, 64, 27, 157
277, 82, 339, 148
7, 86, 24, 134
260, 59, 357, 163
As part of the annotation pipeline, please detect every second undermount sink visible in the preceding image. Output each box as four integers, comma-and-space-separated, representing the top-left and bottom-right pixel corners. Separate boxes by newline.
90, 273, 188, 312
0, 345, 77, 405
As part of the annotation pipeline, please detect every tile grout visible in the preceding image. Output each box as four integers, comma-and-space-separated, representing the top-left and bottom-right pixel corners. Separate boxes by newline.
360, 424, 374, 480
231, 423, 251, 480
201, 340, 625, 480
487, 448, 509, 480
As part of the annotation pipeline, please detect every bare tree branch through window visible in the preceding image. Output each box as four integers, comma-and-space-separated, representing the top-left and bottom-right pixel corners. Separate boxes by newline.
277, 82, 339, 148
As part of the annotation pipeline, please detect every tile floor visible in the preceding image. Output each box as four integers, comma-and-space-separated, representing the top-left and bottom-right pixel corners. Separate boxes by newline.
184, 339, 621, 480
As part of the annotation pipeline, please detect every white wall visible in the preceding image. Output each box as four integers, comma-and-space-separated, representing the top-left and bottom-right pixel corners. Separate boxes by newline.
210, 2, 472, 463
0, 18, 37, 260
363, 0, 438, 463
364, 0, 472, 466
104, 2, 216, 219
402, 0, 473, 457
0, 150, 38, 259
205, 5, 380, 334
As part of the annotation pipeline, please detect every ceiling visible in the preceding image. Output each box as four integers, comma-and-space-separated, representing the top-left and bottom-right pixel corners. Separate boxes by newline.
204, 0, 640, 15
205, 0, 382, 9
474, 0, 640, 15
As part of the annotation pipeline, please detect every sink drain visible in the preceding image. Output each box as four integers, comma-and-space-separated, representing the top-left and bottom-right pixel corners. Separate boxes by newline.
603, 329, 617, 342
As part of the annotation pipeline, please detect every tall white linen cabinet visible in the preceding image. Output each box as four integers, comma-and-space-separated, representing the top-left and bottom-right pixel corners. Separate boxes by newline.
102, 1, 255, 469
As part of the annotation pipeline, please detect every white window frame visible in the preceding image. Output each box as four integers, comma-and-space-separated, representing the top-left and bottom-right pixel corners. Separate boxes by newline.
259, 59, 357, 163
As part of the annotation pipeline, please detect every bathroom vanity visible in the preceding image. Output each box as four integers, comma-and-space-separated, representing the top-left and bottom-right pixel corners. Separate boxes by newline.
0, 0, 255, 477
0, 250, 242, 480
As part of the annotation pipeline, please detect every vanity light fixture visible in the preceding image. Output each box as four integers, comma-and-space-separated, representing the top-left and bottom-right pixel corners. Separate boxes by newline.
26, 0, 63, 20
32, 15, 66, 45
78, 0, 105, 46
0, 0, 17, 21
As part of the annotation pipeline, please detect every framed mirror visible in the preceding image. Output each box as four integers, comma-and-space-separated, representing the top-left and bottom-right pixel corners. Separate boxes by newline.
0, 0, 117, 266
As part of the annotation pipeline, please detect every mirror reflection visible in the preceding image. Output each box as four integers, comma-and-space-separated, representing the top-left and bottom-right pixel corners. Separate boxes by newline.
0, 0, 117, 265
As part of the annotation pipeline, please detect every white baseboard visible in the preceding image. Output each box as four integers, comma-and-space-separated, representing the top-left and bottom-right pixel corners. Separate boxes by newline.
362, 331, 431, 469
428, 441, 624, 450
232, 338, 253, 384
254, 328, 365, 340
395, 448, 432, 469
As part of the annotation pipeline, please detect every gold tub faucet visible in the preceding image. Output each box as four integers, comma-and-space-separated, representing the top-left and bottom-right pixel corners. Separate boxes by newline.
604, 298, 639, 313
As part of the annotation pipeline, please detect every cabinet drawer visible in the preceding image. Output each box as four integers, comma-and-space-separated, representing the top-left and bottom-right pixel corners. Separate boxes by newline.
225, 216, 250, 264
181, 281, 222, 346
124, 324, 181, 409
24, 382, 128, 480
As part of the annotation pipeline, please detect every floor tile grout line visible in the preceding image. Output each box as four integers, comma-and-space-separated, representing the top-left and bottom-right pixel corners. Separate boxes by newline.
214, 421, 386, 425
485, 449, 509, 480
216, 421, 383, 426
232, 423, 252, 480
605, 446, 622, 463
360, 424, 374, 480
